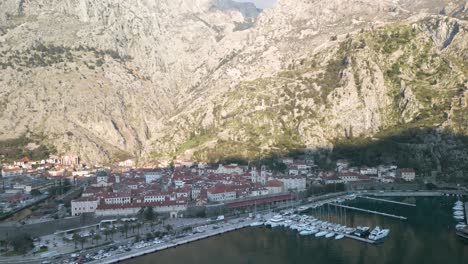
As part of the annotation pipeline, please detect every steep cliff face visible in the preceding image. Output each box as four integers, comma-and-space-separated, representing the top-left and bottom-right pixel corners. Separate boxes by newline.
0, 0, 253, 163
0, 0, 467, 172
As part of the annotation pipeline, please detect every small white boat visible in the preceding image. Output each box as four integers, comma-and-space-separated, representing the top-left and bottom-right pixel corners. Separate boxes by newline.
267, 215, 285, 228
315, 231, 328, 237
455, 201, 463, 206
335, 234, 345, 240
300, 228, 318, 236
453, 205, 464, 210
455, 224, 467, 230
250, 221, 264, 227
370, 229, 390, 241
344, 227, 355, 234
298, 206, 309, 212
453, 211, 464, 216
454, 215, 465, 220
325, 232, 335, 238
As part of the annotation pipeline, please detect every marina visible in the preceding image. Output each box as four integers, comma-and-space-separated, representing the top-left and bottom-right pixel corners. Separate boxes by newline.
125, 196, 468, 264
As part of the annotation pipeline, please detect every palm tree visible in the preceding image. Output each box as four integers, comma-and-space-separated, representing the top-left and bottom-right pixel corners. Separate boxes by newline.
93, 234, 101, 246
124, 223, 129, 238
79, 236, 86, 250
136, 222, 142, 235
72, 232, 80, 249
90, 229, 96, 244
110, 227, 116, 240
119, 226, 125, 238
0, 240, 7, 252
103, 229, 110, 241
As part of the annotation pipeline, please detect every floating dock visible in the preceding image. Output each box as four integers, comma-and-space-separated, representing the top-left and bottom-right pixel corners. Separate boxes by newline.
359, 196, 416, 207
344, 234, 376, 244
466, 202, 468, 225
328, 203, 407, 220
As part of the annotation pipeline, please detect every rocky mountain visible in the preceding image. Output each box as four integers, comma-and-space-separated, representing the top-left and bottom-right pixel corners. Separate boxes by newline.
0, 0, 467, 179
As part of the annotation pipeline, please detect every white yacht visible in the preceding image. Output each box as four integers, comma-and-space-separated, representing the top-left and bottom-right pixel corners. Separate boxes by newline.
325, 232, 335, 238
454, 215, 465, 220
369, 229, 390, 241
369, 226, 381, 240
453, 211, 464, 216
344, 227, 355, 234
250, 221, 264, 227
315, 230, 328, 237
456, 223, 467, 230
266, 215, 284, 228
335, 234, 345, 240
300, 228, 318, 236
453, 205, 464, 210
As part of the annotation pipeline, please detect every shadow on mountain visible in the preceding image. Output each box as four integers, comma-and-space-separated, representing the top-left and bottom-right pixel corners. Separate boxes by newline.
214, 127, 468, 183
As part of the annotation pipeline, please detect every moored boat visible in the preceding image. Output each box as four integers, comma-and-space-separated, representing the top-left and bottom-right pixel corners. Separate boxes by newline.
335, 234, 345, 240
315, 231, 328, 237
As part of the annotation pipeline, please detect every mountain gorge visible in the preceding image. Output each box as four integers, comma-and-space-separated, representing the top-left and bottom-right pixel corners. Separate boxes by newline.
0, 0, 467, 180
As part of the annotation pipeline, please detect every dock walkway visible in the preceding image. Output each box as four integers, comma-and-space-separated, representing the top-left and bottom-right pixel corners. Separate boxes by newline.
359, 196, 416, 207
328, 203, 407, 220
465, 202, 468, 225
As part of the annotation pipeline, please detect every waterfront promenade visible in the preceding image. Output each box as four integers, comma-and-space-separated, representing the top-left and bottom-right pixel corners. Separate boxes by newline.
96, 218, 257, 264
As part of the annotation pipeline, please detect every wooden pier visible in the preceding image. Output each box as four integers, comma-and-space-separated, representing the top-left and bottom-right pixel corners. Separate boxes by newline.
359, 196, 416, 207
328, 203, 407, 220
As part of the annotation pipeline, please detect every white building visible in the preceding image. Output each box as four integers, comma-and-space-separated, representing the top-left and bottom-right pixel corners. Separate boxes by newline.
251, 166, 268, 185
101, 193, 131, 205
118, 159, 135, 167
71, 197, 99, 216
1, 168, 23, 178
265, 180, 284, 194
398, 168, 416, 181
143, 192, 167, 203
276, 176, 306, 191
207, 186, 237, 202
144, 171, 162, 184
216, 164, 245, 175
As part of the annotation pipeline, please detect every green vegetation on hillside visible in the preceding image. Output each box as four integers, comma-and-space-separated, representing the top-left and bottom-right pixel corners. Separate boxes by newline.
0, 134, 56, 162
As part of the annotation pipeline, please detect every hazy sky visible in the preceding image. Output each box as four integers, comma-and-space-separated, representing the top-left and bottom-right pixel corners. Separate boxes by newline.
236, 0, 277, 9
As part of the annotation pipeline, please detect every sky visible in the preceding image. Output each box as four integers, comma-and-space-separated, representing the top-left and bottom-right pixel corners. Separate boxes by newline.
236, 0, 277, 9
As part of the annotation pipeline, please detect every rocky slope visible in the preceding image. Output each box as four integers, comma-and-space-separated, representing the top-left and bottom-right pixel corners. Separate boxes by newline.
0, 0, 467, 178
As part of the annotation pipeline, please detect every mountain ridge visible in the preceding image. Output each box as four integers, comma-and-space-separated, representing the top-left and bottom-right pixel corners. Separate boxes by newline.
0, 0, 467, 179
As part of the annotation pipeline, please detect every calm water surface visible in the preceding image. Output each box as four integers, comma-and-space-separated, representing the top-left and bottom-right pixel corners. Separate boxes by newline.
126, 197, 468, 264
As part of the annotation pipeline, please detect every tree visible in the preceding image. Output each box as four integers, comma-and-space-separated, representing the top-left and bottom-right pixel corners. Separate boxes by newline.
136, 223, 142, 235
30, 189, 42, 196
10, 235, 33, 254
93, 234, 101, 245
72, 232, 80, 249
0, 240, 7, 252
90, 229, 96, 244
103, 229, 110, 241
110, 227, 116, 239
164, 224, 173, 234
144, 207, 155, 222
79, 236, 86, 250
119, 226, 125, 238
123, 223, 129, 238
